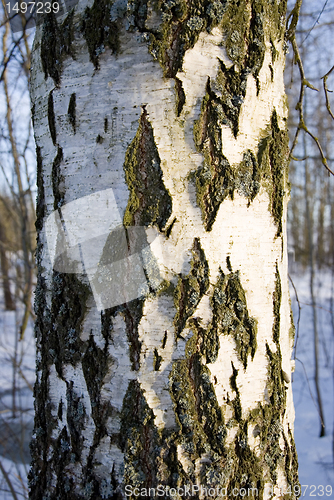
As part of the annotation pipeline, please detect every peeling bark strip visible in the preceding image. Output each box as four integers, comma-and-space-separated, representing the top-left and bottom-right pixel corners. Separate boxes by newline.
30, 0, 298, 498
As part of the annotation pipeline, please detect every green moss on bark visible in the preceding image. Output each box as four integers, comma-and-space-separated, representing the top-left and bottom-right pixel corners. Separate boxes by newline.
209, 267, 257, 369
123, 108, 172, 231
147, 0, 227, 78
193, 78, 261, 231
257, 110, 289, 237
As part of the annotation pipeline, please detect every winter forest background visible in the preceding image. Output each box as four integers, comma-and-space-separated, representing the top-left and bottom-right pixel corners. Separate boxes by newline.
0, 0, 333, 498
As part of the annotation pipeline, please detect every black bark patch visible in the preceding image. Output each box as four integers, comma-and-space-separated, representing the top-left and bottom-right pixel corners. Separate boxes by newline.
235, 149, 261, 201
101, 300, 144, 373
48, 90, 57, 145
66, 381, 86, 460
123, 108, 172, 231
41, 10, 74, 86
173, 238, 209, 337
81, 0, 120, 69
120, 380, 160, 491
122, 299, 144, 371
153, 348, 162, 371
269, 111, 289, 236
51, 146, 64, 211
193, 78, 234, 231
82, 333, 109, 425
67, 93, 76, 133
165, 217, 177, 238
174, 77, 186, 117
273, 264, 281, 345
229, 362, 242, 421
35, 146, 45, 233
212, 60, 249, 137
284, 427, 300, 491
49, 272, 90, 376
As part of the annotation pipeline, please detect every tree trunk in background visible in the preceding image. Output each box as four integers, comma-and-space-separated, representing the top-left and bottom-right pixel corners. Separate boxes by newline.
0, 220, 15, 311
29, 1, 299, 498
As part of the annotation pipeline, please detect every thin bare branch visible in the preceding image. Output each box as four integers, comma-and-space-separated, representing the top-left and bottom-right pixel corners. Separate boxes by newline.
322, 64, 334, 121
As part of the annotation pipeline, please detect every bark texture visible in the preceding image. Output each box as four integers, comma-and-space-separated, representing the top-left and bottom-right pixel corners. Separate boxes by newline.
29, 1, 298, 499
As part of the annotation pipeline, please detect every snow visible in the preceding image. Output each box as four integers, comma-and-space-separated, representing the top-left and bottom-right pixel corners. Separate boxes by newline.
0, 286, 35, 499
290, 266, 334, 497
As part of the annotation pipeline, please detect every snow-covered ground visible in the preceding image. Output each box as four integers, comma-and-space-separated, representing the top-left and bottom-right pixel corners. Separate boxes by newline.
290, 266, 334, 497
0, 298, 35, 499
0, 266, 333, 499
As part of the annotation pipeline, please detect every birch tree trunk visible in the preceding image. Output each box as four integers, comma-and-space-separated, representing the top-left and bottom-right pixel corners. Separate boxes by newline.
29, 1, 299, 498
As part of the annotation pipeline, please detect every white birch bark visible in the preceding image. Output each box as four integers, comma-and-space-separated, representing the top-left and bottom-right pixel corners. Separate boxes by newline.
29, 1, 299, 499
